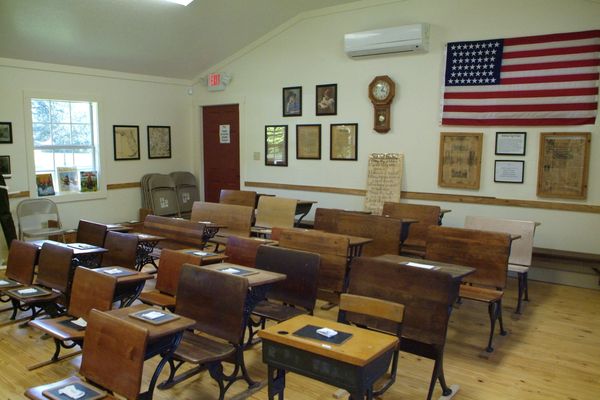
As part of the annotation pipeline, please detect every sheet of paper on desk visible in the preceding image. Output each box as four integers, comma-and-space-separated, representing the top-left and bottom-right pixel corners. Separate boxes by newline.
0, 280, 9, 285
220, 267, 240, 274
405, 262, 437, 270
58, 385, 85, 399
18, 288, 38, 294
142, 311, 165, 320
71, 317, 87, 328
104, 268, 122, 275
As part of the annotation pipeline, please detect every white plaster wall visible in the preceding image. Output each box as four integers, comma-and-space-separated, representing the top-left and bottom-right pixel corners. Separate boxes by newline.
194, 0, 600, 254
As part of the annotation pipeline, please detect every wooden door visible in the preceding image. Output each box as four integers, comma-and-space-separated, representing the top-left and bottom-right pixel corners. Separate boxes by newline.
202, 104, 240, 203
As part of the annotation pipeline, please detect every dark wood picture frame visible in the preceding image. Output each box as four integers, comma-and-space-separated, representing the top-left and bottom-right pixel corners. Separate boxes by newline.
113, 125, 140, 161
265, 125, 288, 166
283, 86, 302, 117
494, 160, 524, 183
0, 122, 12, 144
296, 124, 321, 160
330, 123, 358, 161
495, 132, 526, 156
147, 125, 172, 159
316, 84, 337, 116
0, 155, 11, 176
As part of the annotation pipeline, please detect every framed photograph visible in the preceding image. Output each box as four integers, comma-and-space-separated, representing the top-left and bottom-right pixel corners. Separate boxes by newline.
438, 132, 483, 189
296, 124, 321, 159
316, 84, 337, 116
494, 160, 524, 183
265, 125, 288, 166
495, 132, 526, 155
330, 123, 358, 161
283, 86, 302, 117
0, 122, 12, 144
147, 126, 171, 159
537, 132, 591, 199
0, 155, 10, 175
113, 125, 140, 161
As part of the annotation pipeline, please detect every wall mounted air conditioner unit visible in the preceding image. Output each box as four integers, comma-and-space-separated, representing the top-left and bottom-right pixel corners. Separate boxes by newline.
344, 23, 429, 57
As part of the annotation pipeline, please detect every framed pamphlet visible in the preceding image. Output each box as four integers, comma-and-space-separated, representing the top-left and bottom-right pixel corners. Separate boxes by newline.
537, 132, 591, 199
495, 132, 526, 155
296, 124, 321, 159
330, 123, 358, 161
438, 132, 483, 189
494, 160, 524, 183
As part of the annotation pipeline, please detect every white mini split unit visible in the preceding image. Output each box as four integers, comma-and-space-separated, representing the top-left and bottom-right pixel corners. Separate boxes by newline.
344, 23, 430, 57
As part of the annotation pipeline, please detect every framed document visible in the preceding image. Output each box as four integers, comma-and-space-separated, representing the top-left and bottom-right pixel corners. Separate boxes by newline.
113, 125, 140, 161
537, 132, 591, 199
296, 124, 321, 160
495, 132, 526, 155
494, 160, 524, 183
330, 123, 358, 161
438, 132, 483, 189
265, 125, 288, 166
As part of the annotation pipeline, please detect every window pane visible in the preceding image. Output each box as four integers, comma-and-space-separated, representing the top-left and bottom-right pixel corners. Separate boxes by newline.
32, 100, 51, 123
71, 102, 91, 124
33, 123, 52, 146
74, 149, 94, 170
34, 149, 55, 172
52, 124, 71, 145
51, 101, 70, 124
71, 124, 92, 145
54, 149, 75, 168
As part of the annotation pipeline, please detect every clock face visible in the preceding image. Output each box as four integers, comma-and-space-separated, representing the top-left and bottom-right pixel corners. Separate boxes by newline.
372, 80, 390, 101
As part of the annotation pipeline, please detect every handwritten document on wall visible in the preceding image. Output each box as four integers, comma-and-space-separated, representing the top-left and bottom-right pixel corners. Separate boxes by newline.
365, 153, 403, 215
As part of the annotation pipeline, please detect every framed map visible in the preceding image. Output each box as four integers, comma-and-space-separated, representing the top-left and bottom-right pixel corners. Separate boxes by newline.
148, 126, 171, 159
113, 125, 140, 160
438, 132, 483, 189
537, 132, 591, 199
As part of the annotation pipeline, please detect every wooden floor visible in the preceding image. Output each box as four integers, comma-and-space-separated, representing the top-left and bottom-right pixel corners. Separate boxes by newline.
1, 276, 599, 400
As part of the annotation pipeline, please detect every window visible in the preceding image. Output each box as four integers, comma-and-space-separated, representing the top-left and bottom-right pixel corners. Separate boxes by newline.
28, 97, 101, 197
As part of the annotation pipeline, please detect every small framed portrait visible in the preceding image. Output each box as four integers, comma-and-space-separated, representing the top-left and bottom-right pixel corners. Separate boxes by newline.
0, 122, 13, 144
113, 125, 140, 161
265, 125, 288, 166
147, 126, 172, 159
495, 132, 526, 156
330, 123, 358, 161
296, 124, 321, 160
316, 84, 337, 116
283, 86, 302, 117
0, 155, 11, 176
494, 160, 524, 183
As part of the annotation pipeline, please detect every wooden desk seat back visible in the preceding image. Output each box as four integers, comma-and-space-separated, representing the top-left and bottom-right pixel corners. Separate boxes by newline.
315, 207, 403, 256
255, 196, 297, 229
100, 231, 139, 270
155, 249, 202, 296
143, 214, 208, 249
176, 264, 248, 343
219, 189, 257, 209
76, 220, 108, 247
382, 202, 441, 252
80, 309, 148, 400
5, 240, 38, 285
36, 242, 74, 294
224, 235, 267, 267
255, 245, 321, 312
278, 228, 349, 301
68, 267, 117, 318
190, 201, 253, 237
426, 226, 511, 289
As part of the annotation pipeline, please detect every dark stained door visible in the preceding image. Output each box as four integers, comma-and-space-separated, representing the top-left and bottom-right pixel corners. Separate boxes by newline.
202, 104, 240, 203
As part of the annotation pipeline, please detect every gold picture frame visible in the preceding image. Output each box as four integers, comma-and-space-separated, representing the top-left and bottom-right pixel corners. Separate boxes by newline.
438, 132, 483, 189
537, 132, 591, 199
296, 124, 321, 160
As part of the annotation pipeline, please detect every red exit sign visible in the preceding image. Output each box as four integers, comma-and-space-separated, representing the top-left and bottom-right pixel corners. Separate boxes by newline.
208, 73, 221, 87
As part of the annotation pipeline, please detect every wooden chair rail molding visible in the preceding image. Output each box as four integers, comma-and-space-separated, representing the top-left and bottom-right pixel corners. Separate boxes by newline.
244, 181, 600, 214
7, 182, 141, 198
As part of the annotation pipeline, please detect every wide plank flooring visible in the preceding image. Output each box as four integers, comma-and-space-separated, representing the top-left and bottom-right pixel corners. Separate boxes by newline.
1, 277, 599, 400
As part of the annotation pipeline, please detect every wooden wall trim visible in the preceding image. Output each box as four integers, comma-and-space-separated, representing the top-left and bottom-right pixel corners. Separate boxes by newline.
8, 191, 30, 199
107, 182, 141, 190
244, 181, 600, 214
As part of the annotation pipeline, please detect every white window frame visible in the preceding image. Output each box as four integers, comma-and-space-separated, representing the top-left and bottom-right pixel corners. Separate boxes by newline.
23, 91, 106, 203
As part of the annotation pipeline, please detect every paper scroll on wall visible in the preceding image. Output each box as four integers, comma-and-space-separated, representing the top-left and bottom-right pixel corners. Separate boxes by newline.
364, 153, 403, 215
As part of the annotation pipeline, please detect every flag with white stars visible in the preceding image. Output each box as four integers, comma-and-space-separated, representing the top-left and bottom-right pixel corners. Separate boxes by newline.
441, 30, 600, 126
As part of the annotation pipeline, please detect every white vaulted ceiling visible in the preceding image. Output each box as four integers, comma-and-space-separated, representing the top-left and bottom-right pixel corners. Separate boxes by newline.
0, 0, 358, 80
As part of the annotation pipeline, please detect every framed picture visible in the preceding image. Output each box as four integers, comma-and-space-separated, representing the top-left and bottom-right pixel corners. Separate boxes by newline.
265, 125, 288, 166
537, 132, 591, 199
283, 86, 302, 117
113, 125, 140, 161
494, 160, 524, 183
438, 132, 483, 189
147, 126, 171, 159
296, 124, 321, 160
330, 123, 358, 161
316, 84, 337, 116
0, 122, 12, 144
0, 155, 10, 175
495, 132, 526, 155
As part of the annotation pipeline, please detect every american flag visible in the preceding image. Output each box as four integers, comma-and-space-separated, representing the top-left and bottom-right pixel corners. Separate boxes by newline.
441, 30, 600, 126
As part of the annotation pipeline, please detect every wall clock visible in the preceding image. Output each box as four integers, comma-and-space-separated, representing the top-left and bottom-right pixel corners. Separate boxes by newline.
368, 75, 395, 133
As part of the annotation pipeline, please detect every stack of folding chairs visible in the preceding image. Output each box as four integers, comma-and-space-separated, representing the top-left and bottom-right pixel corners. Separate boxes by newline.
140, 172, 199, 219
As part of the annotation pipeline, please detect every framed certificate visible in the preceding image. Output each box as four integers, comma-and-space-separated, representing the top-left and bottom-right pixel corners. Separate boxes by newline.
495, 132, 526, 156
494, 160, 524, 183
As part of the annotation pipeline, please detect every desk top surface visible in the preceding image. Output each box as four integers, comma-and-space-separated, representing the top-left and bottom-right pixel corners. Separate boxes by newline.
32, 240, 108, 255
374, 254, 475, 279
259, 315, 397, 367
202, 262, 286, 287
107, 304, 195, 340
94, 267, 153, 283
